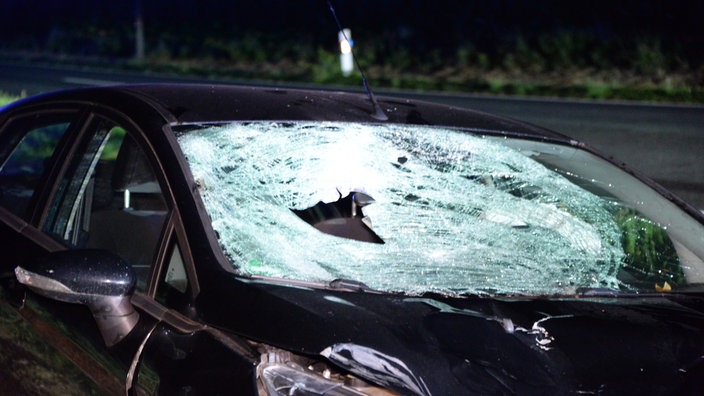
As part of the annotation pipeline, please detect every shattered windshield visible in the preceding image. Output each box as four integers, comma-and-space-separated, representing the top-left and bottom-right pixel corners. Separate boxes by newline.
177, 122, 704, 295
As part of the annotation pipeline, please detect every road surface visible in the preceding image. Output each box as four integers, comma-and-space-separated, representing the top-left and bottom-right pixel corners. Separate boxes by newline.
1, 60, 703, 207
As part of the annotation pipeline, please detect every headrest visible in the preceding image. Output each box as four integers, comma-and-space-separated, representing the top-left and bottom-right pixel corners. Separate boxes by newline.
111, 136, 161, 194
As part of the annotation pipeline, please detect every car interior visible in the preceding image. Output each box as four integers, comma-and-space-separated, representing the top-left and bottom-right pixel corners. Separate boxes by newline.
84, 130, 169, 290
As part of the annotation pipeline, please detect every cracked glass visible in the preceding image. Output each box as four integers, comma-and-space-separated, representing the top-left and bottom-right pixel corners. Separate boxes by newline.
177, 122, 704, 295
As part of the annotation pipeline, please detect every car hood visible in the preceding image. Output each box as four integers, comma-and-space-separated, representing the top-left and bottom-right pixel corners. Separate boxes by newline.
197, 275, 704, 394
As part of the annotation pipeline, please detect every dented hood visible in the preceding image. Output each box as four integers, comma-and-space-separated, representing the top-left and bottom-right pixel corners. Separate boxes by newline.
199, 276, 704, 395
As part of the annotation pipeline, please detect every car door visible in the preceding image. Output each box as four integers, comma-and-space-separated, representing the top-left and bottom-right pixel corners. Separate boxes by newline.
36, 109, 175, 394
0, 108, 110, 395
2, 105, 261, 394
0, 107, 169, 394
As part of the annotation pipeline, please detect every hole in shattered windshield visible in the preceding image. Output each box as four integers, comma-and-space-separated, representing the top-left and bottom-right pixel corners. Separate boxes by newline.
291, 191, 384, 244
177, 122, 648, 295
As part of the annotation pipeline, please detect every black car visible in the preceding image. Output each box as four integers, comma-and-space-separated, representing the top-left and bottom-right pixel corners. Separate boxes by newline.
1, 84, 703, 395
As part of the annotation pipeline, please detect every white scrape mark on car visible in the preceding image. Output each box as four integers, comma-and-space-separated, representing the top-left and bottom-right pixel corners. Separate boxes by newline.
321, 343, 432, 396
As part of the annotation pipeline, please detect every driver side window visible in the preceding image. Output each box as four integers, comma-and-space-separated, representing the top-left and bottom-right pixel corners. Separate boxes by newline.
43, 116, 168, 291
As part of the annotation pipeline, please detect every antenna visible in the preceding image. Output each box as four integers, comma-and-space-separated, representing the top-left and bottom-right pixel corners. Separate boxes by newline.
327, 0, 388, 121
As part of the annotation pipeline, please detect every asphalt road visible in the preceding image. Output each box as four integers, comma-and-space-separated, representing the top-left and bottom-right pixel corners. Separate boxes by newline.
2, 61, 703, 207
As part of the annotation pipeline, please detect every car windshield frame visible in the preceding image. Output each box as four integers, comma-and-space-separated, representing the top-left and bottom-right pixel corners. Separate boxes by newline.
174, 121, 704, 297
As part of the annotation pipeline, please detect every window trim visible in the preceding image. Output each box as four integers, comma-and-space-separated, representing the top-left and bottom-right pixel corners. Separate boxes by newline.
35, 106, 185, 297
149, 212, 200, 300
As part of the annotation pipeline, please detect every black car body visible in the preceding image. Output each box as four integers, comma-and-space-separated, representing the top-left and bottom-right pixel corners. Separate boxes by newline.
1, 84, 703, 395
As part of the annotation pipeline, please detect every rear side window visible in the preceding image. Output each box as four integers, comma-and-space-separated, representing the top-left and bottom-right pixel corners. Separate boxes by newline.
0, 113, 75, 218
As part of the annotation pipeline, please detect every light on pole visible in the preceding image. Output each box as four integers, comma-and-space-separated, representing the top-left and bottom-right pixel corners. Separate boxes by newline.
134, 0, 145, 61
338, 29, 353, 76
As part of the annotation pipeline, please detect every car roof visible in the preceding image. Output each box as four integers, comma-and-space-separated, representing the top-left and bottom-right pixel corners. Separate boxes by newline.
6, 83, 568, 141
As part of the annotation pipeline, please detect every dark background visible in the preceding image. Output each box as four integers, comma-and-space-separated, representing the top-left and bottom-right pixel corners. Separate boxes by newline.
0, 1, 703, 206
1, 0, 702, 73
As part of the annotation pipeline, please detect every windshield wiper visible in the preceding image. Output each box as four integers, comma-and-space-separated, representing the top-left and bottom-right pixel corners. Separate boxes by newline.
575, 287, 623, 297
329, 278, 374, 292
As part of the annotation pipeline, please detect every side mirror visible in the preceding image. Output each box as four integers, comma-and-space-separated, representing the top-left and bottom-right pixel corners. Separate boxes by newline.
15, 249, 139, 347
